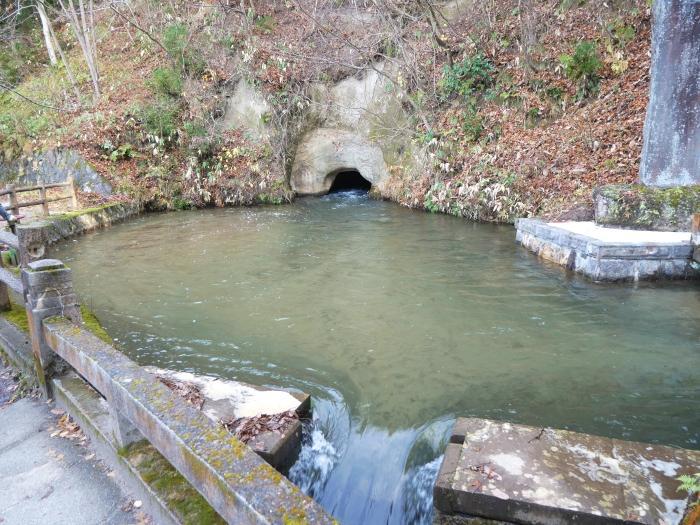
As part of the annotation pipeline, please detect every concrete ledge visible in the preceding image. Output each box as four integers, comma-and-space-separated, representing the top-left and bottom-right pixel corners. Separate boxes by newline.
148, 368, 310, 472
16, 202, 141, 264
516, 219, 698, 281
434, 418, 699, 525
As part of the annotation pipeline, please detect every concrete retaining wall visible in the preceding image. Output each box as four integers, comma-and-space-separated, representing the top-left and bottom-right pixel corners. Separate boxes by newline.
516, 218, 697, 281
16, 202, 141, 264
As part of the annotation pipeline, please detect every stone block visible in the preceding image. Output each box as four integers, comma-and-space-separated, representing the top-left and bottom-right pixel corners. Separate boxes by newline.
434, 418, 699, 525
516, 219, 698, 281
22, 259, 82, 397
146, 368, 309, 471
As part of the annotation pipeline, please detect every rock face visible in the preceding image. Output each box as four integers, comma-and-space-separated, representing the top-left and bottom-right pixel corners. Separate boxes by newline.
291, 62, 423, 195
220, 79, 271, 141
218, 62, 424, 196
290, 128, 389, 194
640, 0, 700, 187
0, 149, 112, 194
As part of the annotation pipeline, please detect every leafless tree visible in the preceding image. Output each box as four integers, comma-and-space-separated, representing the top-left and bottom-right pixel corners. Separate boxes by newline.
35, 0, 56, 64
57, 0, 100, 100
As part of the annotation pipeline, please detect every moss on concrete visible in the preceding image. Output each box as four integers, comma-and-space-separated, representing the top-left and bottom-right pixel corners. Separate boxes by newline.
1, 302, 29, 332
80, 306, 112, 344
124, 440, 225, 525
594, 184, 700, 231
0, 301, 112, 343
53, 203, 122, 221
1, 249, 19, 267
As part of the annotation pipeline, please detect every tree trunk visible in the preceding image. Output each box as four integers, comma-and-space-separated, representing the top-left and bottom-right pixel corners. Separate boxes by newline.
640, 0, 700, 187
58, 0, 101, 102
36, 1, 58, 66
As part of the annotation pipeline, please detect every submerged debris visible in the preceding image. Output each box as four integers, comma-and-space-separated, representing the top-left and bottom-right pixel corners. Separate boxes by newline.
221, 410, 298, 444
157, 375, 205, 410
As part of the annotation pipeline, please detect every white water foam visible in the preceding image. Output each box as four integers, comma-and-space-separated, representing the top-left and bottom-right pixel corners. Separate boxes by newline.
289, 425, 340, 496
402, 456, 443, 525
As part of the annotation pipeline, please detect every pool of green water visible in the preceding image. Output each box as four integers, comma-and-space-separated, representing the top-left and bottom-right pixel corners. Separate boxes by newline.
51, 191, 700, 524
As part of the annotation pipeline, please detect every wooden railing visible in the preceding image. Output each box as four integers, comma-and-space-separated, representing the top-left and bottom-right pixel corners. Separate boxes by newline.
0, 177, 78, 217
0, 258, 335, 525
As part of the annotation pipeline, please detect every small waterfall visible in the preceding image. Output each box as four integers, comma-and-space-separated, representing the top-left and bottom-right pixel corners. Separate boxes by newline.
401, 455, 443, 525
289, 423, 340, 497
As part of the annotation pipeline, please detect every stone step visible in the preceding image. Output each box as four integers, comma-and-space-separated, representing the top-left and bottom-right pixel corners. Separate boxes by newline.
434, 418, 699, 525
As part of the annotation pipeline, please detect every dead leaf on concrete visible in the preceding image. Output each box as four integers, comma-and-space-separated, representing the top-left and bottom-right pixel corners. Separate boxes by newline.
221, 410, 298, 444
157, 375, 204, 409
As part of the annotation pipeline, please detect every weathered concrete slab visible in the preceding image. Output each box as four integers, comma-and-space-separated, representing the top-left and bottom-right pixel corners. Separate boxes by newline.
0, 230, 19, 249
593, 185, 700, 232
42, 318, 335, 525
516, 219, 698, 281
434, 418, 700, 525
148, 368, 309, 470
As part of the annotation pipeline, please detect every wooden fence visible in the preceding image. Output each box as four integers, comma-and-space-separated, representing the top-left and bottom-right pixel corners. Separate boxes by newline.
0, 177, 78, 217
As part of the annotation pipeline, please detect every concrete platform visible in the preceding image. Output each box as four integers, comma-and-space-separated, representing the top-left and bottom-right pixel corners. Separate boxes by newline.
434, 418, 700, 525
147, 368, 310, 470
516, 219, 698, 281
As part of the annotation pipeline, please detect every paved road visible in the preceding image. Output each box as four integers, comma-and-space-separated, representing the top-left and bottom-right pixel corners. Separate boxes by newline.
0, 371, 146, 525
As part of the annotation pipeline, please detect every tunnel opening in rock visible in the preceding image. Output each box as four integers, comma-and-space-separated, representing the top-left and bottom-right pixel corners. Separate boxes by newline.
328, 170, 372, 193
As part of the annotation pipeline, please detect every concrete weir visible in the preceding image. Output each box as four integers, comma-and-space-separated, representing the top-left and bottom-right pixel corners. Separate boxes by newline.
434, 418, 700, 525
516, 219, 698, 281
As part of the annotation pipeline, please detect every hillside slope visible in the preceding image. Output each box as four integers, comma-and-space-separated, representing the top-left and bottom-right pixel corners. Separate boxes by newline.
0, 0, 651, 221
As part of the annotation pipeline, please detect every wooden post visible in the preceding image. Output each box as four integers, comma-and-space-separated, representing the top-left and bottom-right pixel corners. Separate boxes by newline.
7, 184, 19, 216
40, 184, 49, 216
67, 176, 78, 210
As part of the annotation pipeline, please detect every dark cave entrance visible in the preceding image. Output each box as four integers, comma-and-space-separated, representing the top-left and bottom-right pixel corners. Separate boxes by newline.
328, 170, 372, 193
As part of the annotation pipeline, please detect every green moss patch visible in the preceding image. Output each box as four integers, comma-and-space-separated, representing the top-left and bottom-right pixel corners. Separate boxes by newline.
54, 203, 123, 221
80, 306, 112, 344
1, 302, 29, 332
1, 301, 112, 343
124, 440, 225, 525
594, 184, 700, 231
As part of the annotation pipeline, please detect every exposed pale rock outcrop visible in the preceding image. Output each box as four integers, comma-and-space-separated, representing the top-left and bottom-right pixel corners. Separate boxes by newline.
290, 128, 389, 194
